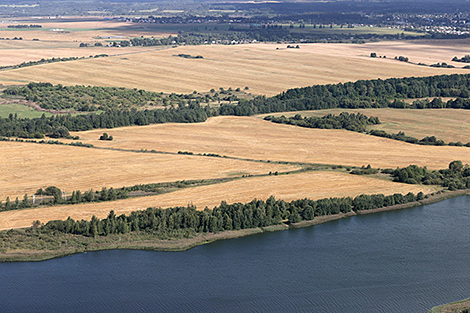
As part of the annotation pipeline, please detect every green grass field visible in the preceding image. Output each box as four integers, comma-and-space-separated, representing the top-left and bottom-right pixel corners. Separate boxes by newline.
0, 102, 53, 118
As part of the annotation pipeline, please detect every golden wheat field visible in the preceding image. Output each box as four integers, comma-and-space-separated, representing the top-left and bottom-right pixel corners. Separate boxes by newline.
0, 141, 297, 200
0, 18, 469, 230
0, 18, 165, 67
0, 171, 439, 230
0, 41, 468, 94
69, 116, 470, 170
262, 108, 470, 144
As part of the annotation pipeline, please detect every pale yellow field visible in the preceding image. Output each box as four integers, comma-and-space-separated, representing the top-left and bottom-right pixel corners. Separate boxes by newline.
0, 141, 296, 200
0, 18, 167, 67
262, 108, 470, 144
70, 116, 470, 170
0, 45, 156, 68
0, 41, 468, 94
0, 18, 146, 44
0, 171, 439, 230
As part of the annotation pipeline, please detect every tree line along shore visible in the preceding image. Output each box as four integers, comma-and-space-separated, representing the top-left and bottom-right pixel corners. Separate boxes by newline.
1, 186, 468, 262
2, 74, 470, 261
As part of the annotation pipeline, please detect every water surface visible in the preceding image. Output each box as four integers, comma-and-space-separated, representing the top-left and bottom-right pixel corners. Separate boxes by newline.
1, 196, 470, 312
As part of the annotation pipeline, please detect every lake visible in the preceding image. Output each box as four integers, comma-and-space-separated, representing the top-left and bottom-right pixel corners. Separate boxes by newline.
1, 196, 469, 312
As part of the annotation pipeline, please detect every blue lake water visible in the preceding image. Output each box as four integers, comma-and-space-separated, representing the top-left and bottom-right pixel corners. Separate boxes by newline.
1, 196, 470, 313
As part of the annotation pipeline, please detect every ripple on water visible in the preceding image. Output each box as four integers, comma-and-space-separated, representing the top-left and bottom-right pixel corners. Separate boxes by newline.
1, 196, 469, 313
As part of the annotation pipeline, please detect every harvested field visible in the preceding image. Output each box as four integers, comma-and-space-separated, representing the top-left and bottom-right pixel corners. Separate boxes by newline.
0, 18, 169, 67
262, 108, 470, 144
0, 141, 296, 200
69, 116, 470, 170
0, 41, 468, 94
0, 171, 439, 230
0, 45, 153, 68
0, 18, 149, 44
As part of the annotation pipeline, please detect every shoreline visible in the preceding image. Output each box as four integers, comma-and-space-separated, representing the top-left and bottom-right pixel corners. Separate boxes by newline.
1, 189, 468, 263
429, 297, 470, 313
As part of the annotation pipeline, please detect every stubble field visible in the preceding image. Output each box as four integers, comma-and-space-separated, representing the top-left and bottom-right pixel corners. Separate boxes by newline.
0, 171, 439, 230
0, 141, 297, 200
0, 41, 468, 94
0, 18, 468, 230
0, 18, 165, 67
69, 116, 470, 170
261, 108, 470, 144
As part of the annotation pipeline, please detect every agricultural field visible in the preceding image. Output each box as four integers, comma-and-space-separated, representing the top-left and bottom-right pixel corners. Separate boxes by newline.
0, 99, 54, 118
0, 17, 154, 44
0, 18, 163, 67
0, 41, 469, 94
69, 116, 470, 170
0, 16, 469, 232
279, 25, 424, 37
0, 140, 297, 200
262, 108, 470, 144
0, 171, 439, 230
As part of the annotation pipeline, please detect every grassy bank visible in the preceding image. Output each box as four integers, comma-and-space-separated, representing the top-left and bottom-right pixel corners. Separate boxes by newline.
0, 190, 468, 263
429, 298, 470, 313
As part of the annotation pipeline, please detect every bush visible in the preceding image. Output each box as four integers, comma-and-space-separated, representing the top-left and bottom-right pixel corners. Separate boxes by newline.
99, 133, 113, 141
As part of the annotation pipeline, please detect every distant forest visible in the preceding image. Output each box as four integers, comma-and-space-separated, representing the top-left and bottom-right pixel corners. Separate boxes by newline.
1, 74, 470, 139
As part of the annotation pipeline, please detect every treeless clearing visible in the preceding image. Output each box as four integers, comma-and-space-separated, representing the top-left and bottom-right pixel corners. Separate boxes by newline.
0, 141, 296, 200
0, 41, 468, 94
0, 45, 154, 67
0, 171, 439, 230
262, 108, 470, 144
69, 116, 470, 170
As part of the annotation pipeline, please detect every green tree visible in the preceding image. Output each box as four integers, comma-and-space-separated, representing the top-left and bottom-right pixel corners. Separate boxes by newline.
449, 160, 463, 172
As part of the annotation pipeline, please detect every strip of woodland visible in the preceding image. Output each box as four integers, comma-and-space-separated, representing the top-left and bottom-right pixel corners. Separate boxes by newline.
2, 74, 470, 139
0, 191, 424, 253
264, 113, 470, 147
0, 178, 239, 213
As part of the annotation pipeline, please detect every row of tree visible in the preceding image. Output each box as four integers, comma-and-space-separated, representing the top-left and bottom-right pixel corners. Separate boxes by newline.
452, 55, 470, 63
221, 75, 470, 116
0, 105, 211, 138
0, 55, 107, 72
275, 74, 470, 102
0, 179, 222, 213
0, 186, 128, 212
264, 112, 380, 132
391, 161, 470, 190
264, 113, 470, 147
38, 192, 423, 238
